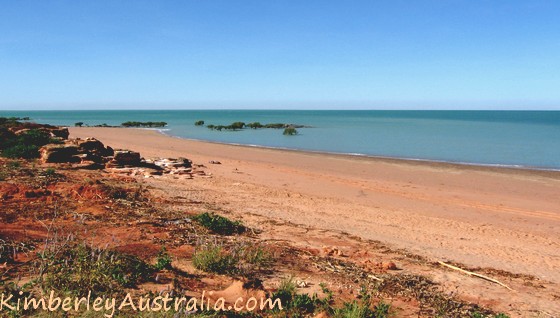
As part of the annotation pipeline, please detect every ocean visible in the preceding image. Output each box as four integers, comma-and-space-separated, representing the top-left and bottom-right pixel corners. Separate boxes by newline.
2, 110, 559, 170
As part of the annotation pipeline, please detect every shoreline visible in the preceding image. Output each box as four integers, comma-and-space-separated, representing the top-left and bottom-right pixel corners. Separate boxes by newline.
150, 127, 560, 177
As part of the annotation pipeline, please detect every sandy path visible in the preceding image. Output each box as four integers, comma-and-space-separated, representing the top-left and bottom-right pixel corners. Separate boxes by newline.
69, 127, 560, 285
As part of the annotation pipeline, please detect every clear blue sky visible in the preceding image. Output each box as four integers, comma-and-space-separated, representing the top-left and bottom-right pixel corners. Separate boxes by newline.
1, 0, 560, 110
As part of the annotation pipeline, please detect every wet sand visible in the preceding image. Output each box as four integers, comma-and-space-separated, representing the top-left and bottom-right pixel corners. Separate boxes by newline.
69, 127, 560, 285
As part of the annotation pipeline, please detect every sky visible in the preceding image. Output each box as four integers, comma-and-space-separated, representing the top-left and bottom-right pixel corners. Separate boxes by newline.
1, 0, 560, 110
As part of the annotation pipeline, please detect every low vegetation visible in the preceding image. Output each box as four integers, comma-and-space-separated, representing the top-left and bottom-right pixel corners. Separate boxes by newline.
201, 120, 307, 135
154, 246, 173, 270
1, 125, 61, 159
121, 121, 167, 128
271, 278, 391, 318
192, 243, 239, 275
39, 243, 153, 297
193, 212, 245, 235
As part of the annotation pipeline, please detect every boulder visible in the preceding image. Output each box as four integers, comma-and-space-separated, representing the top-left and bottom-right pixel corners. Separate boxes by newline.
50, 128, 69, 139
40, 144, 79, 163
113, 150, 141, 166
76, 138, 113, 156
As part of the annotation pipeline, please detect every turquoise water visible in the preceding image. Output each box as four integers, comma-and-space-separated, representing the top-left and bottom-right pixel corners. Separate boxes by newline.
2, 110, 560, 170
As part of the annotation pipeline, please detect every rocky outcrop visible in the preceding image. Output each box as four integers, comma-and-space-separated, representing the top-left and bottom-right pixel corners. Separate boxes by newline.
40, 144, 80, 163
112, 150, 141, 166
39, 138, 114, 165
11, 126, 69, 140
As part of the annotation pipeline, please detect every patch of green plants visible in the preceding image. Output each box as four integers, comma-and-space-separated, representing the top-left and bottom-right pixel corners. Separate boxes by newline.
40, 243, 153, 297
41, 167, 56, 177
283, 127, 298, 135
154, 246, 173, 270
270, 280, 390, 318
192, 243, 238, 275
270, 277, 329, 316
235, 244, 273, 268
1, 129, 59, 159
193, 212, 245, 235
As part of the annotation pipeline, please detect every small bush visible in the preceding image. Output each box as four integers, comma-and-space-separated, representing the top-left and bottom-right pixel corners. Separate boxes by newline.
193, 212, 245, 235
18, 129, 52, 146
237, 244, 273, 266
283, 128, 298, 135
154, 246, 173, 270
42, 168, 56, 177
271, 277, 328, 315
1, 129, 58, 159
229, 122, 245, 130
192, 244, 238, 274
194, 120, 205, 126
2, 144, 40, 159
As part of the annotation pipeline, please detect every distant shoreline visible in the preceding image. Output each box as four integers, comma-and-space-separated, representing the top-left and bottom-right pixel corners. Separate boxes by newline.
148, 127, 560, 176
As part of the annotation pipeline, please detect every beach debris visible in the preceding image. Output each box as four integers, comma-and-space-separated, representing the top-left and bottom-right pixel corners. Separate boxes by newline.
296, 279, 308, 288
437, 261, 513, 290
209, 160, 221, 164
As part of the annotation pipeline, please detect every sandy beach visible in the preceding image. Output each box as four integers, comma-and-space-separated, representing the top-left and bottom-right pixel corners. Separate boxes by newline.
68, 127, 560, 315
69, 127, 560, 279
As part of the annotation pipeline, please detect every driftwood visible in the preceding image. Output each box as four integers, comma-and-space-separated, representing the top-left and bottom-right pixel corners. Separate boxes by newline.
437, 261, 513, 291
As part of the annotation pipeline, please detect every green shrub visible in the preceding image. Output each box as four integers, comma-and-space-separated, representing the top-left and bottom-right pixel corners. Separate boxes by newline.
1, 129, 58, 159
229, 122, 245, 130
283, 128, 298, 135
42, 168, 56, 177
192, 244, 238, 274
0, 128, 16, 149
18, 129, 52, 146
2, 144, 40, 159
271, 277, 297, 306
195, 120, 205, 126
237, 244, 273, 267
154, 246, 173, 270
193, 212, 245, 235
